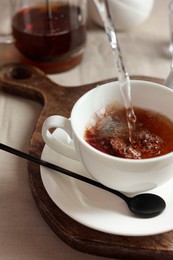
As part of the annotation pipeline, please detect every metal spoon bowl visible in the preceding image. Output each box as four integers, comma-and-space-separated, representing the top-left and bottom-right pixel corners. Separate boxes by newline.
0, 143, 166, 218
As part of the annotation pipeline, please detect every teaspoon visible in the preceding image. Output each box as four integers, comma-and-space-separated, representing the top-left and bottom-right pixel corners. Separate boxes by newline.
0, 143, 166, 218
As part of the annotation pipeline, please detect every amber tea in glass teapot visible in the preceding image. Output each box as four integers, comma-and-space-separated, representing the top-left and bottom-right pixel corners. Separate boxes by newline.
1, 0, 87, 73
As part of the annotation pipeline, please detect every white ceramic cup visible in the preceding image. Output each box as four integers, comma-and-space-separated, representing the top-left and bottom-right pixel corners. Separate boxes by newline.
42, 80, 173, 193
88, 0, 154, 31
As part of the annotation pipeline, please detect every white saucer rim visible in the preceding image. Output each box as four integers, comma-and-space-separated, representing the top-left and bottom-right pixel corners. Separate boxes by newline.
40, 130, 173, 237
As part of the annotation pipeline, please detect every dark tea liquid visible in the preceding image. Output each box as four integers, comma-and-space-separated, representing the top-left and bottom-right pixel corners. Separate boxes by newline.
12, 3, 86, 71
85, 106, 173, 159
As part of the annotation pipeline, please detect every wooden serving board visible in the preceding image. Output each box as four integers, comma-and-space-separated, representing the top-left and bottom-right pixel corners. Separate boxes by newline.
0, 63, 173, 260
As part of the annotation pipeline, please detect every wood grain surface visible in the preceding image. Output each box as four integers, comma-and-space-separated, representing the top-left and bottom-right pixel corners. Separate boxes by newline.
0, 63, 173, 260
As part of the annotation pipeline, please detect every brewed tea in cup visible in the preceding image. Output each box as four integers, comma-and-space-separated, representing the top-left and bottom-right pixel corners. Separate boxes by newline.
84, 105, 173, 159
42, 80, 173, 193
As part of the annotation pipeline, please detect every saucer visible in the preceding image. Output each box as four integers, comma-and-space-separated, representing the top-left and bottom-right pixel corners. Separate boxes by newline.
40, 129, 173, 236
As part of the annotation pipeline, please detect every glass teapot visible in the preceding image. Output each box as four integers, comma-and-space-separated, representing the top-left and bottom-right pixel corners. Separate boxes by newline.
0, 0, 87, 73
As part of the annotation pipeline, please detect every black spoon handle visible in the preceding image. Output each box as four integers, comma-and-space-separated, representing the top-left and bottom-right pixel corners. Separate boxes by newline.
0, 143, 128, 201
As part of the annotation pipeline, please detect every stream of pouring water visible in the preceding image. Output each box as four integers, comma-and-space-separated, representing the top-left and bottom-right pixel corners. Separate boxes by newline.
93, 0, 137, 143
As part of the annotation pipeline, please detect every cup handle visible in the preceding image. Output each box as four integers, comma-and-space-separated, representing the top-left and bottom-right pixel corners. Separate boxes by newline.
42, 115, 79, 161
